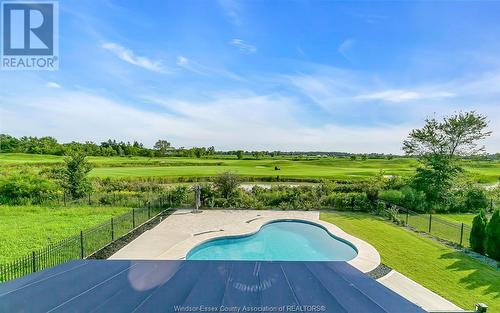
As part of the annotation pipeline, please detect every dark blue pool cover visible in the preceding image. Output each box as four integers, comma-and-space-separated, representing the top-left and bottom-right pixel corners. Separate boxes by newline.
0, 260, 427, 313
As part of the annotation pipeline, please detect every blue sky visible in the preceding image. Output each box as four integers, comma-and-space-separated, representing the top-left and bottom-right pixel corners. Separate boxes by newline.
1, 0, 499, 153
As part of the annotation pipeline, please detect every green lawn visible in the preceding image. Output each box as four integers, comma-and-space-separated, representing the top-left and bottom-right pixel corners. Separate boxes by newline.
0, 205, 131, 264
435, 213, 479, 226
321, 212, 499, 312
2, 153, 499, 183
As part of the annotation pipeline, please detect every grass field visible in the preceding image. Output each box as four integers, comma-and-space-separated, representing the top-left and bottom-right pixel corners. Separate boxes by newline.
1, 153, 499, 183
321, 212, 499, 312
435, 214, 479, 225
0, 205, 131, 264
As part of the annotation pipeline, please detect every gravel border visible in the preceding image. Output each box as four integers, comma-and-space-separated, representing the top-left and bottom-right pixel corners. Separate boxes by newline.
366, 263, 393, 279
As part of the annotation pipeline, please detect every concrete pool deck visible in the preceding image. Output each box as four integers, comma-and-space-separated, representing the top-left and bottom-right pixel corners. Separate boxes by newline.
110, 209, 463, 312
110, 209, 380, 273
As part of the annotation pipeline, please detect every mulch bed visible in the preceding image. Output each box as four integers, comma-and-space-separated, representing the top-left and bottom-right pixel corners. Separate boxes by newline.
87, 210, 174, 260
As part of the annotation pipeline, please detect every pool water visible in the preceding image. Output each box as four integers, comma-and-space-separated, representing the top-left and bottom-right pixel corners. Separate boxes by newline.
187, 221, 357, 261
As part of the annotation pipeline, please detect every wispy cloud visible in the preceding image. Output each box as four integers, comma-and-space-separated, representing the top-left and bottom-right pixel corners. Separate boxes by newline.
102, 42, 166, 73
230, 39, 257, 53
354, 89, 456, 103
176, 55, 245, 81
218, 0, 243, 26
338, 39, 354, 59
46, 82, 61, 88
176, 56, 207, 75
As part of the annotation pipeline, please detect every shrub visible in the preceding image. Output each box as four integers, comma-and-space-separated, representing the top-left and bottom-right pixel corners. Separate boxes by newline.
485, 209, 500, 261
168, 186, 189, 207
470, 209, 488, 254
0, 174, 59, 204
319, 192, 370, 211
384, 205, 400, 223
400, 186, 427, 212
373, 200, 386, 215
199, 184, 216, 208
465, 187, 489, 212
379, 190, 403, 205
213, 172, 240, 199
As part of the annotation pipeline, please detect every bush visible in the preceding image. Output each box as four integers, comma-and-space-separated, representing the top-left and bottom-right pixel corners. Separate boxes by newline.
400, 186, 427, 212
0, 174, 59, 204
384, 205, 400, 223
213, 172, 240, 199
199, 184, 216, 208
379, 190, 403, 205
470, 209, 488, 254
465, 187, 489, 212
168, 186, 189, 207
485, 209, 500, 261
319, 192, 370, 211
379, 187, 427, 212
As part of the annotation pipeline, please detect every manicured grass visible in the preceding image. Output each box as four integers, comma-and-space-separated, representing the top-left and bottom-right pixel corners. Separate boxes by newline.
321, 212, 499, 312
2, 153, 499, 182
435, 213, 478, 226
0, 205, 131, 264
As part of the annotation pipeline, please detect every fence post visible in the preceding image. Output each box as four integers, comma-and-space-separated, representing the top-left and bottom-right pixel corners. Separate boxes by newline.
111, 218, 114, 241
88, 193, 91, 205
460, 223, 464, 246
148, 202, 151, 219
80, 231, 84, 259
428, 214, 432, 234
132, 209, 135, 228
32, 251, 36, 273
63, 192, 66, 206
405, 209, 409, 226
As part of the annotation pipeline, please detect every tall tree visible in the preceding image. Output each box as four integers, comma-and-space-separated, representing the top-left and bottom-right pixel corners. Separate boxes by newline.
55, 150, 93, 199
403, 112, 491, 206
403, 111, 491, 158
485, 209, 500, 261
154, 139, 172, 155
470, 209, 488, 254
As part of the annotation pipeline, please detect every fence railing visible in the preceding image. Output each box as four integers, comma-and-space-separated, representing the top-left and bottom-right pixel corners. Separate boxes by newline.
0, 195, 175, 283
394, 205, 472, 247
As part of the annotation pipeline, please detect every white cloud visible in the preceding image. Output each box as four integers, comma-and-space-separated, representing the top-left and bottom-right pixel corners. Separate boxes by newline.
102, 42, 166, 73
0, 89, 422, 153
176, 55, 245, 81
218, 0, 243, 26
354, 89, 456, 103
230, 39, 256, 53
46, 82, 61, 88
176, 56, 207, 75
338, 39, 354, 59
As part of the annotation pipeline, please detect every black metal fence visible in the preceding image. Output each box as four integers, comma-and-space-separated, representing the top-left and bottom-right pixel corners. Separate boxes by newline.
396, 206, 472, 247
0, 195, 174, 283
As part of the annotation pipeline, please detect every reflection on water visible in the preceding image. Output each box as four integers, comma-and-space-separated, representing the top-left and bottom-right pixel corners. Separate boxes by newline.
127, 260, 182, 291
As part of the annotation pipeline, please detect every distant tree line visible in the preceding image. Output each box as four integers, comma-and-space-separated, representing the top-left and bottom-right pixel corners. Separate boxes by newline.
0, 134, 216, 158
1, 133, 498, 160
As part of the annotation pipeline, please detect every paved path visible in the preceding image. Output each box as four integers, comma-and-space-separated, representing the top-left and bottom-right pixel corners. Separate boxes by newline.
111, 209, 463, 312
378, 270, 464, 311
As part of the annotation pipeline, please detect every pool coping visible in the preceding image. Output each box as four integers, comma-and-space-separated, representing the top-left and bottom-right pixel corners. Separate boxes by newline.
148, 211, 381, 273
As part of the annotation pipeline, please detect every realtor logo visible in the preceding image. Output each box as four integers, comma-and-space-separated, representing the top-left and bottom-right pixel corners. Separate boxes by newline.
1, 1, 58, 70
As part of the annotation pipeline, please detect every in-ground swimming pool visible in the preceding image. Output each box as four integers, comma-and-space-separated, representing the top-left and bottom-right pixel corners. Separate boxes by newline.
187, 220, 357, 261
